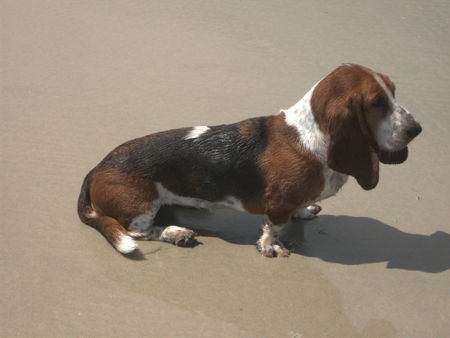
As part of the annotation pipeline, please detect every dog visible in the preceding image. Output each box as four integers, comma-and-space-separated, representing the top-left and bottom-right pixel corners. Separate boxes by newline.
78, 64, 422, 257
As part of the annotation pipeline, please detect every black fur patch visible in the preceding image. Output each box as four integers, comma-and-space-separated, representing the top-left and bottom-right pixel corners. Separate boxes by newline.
99, 117, 269, 203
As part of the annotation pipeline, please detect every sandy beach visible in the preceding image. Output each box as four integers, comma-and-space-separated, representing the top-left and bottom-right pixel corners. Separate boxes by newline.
1, 0, 449, 336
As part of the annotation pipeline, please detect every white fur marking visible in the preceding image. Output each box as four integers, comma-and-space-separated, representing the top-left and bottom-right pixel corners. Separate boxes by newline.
185, 126, 210, 140
283, 81, 348, 203
116, 233, 137, 254
257, 224, 276, 250
293, 208, 316, 220
282, 83, 329, 163
257, 223, 289, 257
317, 167, 348, 202
373, 74, 411, 151
86, 209, 98, 218
160, 225, 185, 238
159, 225, 193, 244
156, 184, 246, 212
217, 195, 245, 211
156, 183, 210, 208
128, 202, 161, 235
373, 74, 395, 104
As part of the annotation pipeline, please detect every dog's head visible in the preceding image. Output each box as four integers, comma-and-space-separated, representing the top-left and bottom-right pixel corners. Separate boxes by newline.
311, 64, 422, 190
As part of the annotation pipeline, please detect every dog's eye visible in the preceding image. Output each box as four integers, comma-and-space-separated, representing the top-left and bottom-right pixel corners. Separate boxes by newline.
371, 97, 384, 108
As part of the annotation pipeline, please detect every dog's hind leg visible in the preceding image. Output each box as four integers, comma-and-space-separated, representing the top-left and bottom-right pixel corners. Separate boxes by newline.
127, 201, 162, 239
81, 170, 166, 254
128, 205, 197, 247
78, 170, 140, 254
80, 169, 200, 253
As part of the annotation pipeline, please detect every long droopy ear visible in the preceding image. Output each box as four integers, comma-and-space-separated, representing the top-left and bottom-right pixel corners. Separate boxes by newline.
326, 97, 380, 190
379, 147, 408, 164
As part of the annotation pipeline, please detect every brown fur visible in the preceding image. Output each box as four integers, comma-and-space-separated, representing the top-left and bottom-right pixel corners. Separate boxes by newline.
310, 64, 400, 190
90, 169, 159, 227
258, 114, 324, 224
237, 119, 258, 141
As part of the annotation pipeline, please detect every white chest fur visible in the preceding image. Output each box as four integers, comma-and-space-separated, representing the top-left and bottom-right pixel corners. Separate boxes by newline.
283, 82, 348, 203
317, 166, 348, 202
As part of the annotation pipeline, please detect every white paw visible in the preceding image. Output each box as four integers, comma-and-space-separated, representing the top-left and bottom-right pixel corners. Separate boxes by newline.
159, 226, 198, 247
292, 205, 322, 220
256, 238, 290, 258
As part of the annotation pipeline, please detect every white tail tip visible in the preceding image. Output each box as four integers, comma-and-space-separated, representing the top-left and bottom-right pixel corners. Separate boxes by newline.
116, 233, 138, 254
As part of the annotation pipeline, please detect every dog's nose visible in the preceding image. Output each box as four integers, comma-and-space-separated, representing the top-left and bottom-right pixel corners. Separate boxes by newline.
406, 123, 422, 139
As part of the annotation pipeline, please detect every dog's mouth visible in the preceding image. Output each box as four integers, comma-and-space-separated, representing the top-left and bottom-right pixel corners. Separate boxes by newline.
378, 147, 408, 165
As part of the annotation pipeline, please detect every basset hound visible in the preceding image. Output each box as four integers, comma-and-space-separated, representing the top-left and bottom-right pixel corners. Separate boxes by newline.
78, 64, 422, 257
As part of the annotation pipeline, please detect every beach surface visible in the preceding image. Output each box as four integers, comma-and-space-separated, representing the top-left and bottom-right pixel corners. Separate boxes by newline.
1, 1, 449, 336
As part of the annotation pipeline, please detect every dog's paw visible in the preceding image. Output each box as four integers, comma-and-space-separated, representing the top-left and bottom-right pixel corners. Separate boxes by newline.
292, 204, 322, 220
159, 226, 198, 247
257, 241, 290, 258
273, 244, 290, 257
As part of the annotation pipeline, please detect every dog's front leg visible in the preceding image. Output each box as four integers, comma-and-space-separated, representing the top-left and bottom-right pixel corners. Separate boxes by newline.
256, 218, 289, 258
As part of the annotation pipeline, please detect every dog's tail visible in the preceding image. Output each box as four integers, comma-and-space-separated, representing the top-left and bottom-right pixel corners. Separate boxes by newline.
77, 169, 137, 254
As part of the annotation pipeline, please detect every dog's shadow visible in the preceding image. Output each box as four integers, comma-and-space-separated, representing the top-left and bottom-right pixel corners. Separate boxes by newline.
154, 206, 450, 273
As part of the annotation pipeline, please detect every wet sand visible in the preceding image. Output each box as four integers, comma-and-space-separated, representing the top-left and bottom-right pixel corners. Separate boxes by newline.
1, 1, 449, 336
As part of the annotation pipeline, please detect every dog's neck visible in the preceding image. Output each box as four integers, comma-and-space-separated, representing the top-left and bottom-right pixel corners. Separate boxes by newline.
282, 84, 329, 164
